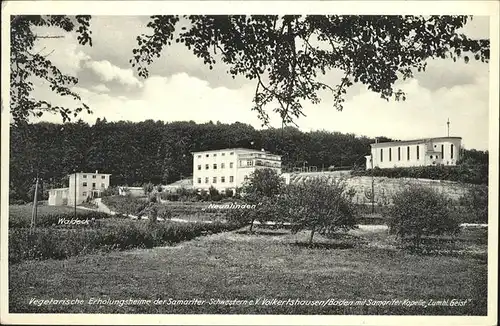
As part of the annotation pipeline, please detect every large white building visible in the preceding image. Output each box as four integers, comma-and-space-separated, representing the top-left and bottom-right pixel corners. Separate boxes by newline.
192, 148, 282, 192
365, 137, 462, 170
48, 171, 111, 206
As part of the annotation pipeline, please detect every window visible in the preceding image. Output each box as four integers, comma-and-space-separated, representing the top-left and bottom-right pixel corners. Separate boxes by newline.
380, 149, 383, 162
205, 177, 209, 184
213, 153, 217, 157
221, 176, 226, 183
407, 146, 410, 160
230, 152, 234, 155
417, 146, 420, 160
398, 147, 401, 161
197, 155, 201, 158
213, 164, 217, 169
101, 183, 105, 188
213, 177, 217, 183
92, 175, 96, 179
247, 160, 253, 166
101, 175, 105, 179
389, 148, 392, 161
82, 192, 87, 196
205, 164, 209, 170
451, 144, 454, 159
441, 144, 444, 158
230, 162, 234, 168
83, 175, 87, 178
83, 182, 87, 187
430, 155, 433, 159
222, 153, 225, 156
197, 165, 201, 170
229, 176, 234, 183
92, 183, 96, 188
221, 163, 225, 169
206, 154, 209, 157
197, 178, 201, 184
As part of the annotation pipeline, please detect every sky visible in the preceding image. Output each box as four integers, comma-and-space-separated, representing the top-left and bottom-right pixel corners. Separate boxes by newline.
27, 15, 490, 150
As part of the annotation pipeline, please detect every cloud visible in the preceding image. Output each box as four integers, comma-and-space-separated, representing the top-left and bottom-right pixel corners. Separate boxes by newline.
31, 66, 489, 151
32, 26, 91, 76
91, 84, 110, 93
85, 60, 143, 88
296, 75, 489, 150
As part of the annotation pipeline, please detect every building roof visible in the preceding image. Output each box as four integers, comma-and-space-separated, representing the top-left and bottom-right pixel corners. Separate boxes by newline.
68, 172, 112, 176
370, 137, 462, 148
191, 147, 279, 156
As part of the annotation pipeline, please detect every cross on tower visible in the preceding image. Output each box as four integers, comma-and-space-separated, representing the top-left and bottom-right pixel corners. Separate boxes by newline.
447, 118, 450, 137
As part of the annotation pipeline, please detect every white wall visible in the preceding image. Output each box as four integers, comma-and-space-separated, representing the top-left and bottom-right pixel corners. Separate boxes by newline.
369, 138, 461, 169
67, 173, 111, 206
193, 150, 239, 191
192, 149, 282, 192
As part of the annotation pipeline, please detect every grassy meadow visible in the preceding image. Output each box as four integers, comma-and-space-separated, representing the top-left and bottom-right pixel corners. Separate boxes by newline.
9, 221, 487, 315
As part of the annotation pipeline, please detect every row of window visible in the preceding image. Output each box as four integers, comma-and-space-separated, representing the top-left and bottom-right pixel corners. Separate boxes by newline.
379, 144, 454, 162
81, 182, 105, 188
82, 175, 106, 179
198, 162, 235, 170
197, 176, 235, 184
197, 152, 235, 159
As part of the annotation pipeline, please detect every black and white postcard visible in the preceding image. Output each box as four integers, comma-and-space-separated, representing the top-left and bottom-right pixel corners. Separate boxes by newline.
1, 1, 498, 325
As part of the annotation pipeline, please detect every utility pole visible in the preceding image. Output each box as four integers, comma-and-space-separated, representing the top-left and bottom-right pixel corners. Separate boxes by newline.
371, 157, 375, 214
74, 171, 77, 219
30, 174, 39, 234
371, 137, 378, 214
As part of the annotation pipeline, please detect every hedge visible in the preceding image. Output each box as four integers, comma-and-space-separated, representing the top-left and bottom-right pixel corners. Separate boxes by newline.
352, 164, 488, 185
9, 209, 110, 229
9, 220, 245, 263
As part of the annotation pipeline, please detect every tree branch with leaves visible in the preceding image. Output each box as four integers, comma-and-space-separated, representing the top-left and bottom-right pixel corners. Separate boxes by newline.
10, 15, 93, 125
131, 15, 489, 126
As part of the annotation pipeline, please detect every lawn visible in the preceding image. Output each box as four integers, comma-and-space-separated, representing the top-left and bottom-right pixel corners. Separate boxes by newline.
9, 225, 487, 315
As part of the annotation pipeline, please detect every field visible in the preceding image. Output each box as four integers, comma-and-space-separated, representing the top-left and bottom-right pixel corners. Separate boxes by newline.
9, 224, 487, 315
9, 203, 109, 228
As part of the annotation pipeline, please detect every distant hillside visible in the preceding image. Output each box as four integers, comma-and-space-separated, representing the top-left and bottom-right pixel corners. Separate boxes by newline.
9, 120, 487, 202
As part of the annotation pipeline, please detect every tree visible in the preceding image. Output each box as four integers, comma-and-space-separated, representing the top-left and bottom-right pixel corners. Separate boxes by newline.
131, 15, 489, 126
239, 168, 286, 232
388, 185, 460, 249
143, 182, 154, 195
10, 15, 92, 124
280, 177, 357, 245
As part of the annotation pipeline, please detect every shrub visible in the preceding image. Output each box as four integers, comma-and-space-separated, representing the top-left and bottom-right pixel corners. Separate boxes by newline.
458, 185, 488, 223
208, 186, 223, 201
225, 197, 281, 229
353, 164, 488, 185
9, 220, 245, 263
388, 185, 460, 249
279, 177, 358, 244
162, 192, 180, 201
143, 182, 154, 195
236, 169, 286, 231
224, 188, 234, 198
101, 195, 148, 216
198, 189, 210, 201
175, 187, 199, 202
101, 186, 119, 197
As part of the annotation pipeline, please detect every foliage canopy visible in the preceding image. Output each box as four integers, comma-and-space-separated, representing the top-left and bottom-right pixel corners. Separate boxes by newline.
10, 15, 489, 125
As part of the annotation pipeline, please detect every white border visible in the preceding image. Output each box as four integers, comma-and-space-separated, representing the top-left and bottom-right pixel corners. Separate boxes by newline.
1, 1, 498, 325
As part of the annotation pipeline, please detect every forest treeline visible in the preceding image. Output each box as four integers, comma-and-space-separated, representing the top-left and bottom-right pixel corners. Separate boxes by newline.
9, 119, 488, 202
